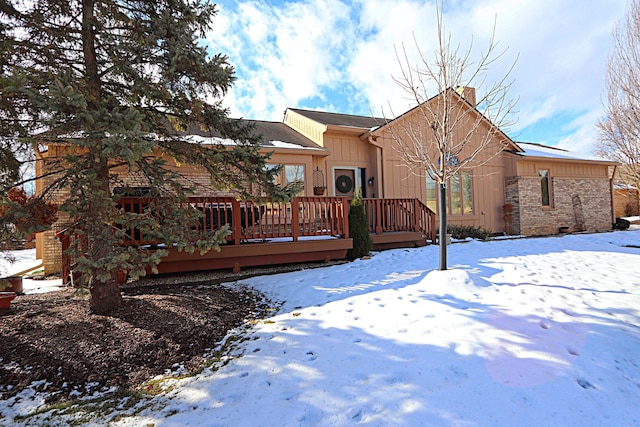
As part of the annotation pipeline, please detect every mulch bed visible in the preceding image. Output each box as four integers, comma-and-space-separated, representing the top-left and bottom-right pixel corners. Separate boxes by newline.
0, 282, 272, 404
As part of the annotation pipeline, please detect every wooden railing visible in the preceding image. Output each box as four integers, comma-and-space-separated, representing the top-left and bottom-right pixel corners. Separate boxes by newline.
116, 196, 350, 245
60, 196, 434, 281
363, 198, 436, 243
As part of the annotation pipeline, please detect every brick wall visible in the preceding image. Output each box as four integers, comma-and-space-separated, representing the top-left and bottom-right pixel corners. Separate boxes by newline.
41, 229, 62, 275
38, 156, 69, 276
516, 176, 612, 236
504, 177, 521, 235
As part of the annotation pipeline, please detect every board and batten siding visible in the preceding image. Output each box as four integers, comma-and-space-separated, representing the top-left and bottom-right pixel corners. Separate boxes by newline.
373, 112, 510, 234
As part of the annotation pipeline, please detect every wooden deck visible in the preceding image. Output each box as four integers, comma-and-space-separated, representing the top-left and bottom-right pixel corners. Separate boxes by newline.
364, 198, 436, 249
61, 196, 435, 280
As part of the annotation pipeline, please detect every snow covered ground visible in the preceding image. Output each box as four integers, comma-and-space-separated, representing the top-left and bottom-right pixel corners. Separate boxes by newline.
0, 248, 63, 294
2, 229, 640, 426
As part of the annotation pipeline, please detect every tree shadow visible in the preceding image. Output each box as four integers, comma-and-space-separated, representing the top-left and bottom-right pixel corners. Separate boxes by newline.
123, 298, 640, 427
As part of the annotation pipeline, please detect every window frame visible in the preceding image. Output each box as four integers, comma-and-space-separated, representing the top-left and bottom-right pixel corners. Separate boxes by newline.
426, 170, 474, 216
539, 169, 552, 207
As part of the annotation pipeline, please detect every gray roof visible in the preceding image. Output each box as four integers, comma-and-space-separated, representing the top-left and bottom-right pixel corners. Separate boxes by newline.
289, 108, 385, 130
250, 120, 323, 149
186, 119, 323, 150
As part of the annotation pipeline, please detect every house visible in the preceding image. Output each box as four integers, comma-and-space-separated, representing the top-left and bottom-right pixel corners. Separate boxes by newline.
284, 88, 617, 236
34, 88, 618, 276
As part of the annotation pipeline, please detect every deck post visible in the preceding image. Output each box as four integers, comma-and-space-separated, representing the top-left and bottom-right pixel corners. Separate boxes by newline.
291, 198, 299, 242
343, 198, 350, 238
375, 199, 383, 234
232, 199, 241, 245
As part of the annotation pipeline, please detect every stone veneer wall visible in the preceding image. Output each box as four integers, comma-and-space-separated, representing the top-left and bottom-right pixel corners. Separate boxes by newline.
504, 177, 521, 235
516, 176, 612, 236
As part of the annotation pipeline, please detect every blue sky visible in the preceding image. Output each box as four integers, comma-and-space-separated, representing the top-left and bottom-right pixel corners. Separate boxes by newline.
205, 0, 627, 156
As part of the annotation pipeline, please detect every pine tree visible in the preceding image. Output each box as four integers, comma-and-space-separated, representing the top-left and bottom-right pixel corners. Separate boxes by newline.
0, 1, 284, 313
347, 190, 373, 259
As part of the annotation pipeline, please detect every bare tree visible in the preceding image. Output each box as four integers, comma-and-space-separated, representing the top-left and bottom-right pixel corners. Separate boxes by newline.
385, 1, 517, 270
596, 0, 640, 198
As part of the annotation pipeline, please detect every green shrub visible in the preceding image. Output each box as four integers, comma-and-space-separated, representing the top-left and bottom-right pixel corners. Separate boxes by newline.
446, 224, 492, 241
348, 191, 373, 258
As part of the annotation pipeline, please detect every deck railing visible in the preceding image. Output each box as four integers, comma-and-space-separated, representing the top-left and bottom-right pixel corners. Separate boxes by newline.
60, 196, 435, 281
116, 196, 350, 245
363, 198, 436, 243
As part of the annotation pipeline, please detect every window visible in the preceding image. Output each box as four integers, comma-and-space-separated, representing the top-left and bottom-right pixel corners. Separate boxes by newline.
450, 172, 461, 214
426, 177, 438, 212
462, 171, 473, 214
268, 164, 305, 194
426, 170, 473, 215
284, 165, 305, 186
539, 170, 550, 206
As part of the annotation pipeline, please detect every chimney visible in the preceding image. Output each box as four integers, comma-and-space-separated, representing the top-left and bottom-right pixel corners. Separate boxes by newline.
455, 86, 476, 107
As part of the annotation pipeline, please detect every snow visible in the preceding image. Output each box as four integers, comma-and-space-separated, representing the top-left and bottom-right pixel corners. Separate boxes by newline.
184, 135, 322, 151
517, 142, 612, 163
0, 248, 40, 277
2, 229, 640, 426
0, 249, 63, 294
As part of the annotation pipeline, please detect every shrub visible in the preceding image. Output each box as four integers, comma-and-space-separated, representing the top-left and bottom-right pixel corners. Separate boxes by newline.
446, 224, 492, 241
614, 217, 630, 230
347, 190, 373, 258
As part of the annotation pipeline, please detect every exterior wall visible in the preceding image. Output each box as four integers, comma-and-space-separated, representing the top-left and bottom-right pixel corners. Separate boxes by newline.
504, 176, 521, 235
283, 110, 326, 146
35, 147, 72, 275
321, 131, 377, 197
36, 144, 321, 275
505, 154, 615, 236
373, 107, 510, 233
516, 176, 612, 235
613, 188, 639, 217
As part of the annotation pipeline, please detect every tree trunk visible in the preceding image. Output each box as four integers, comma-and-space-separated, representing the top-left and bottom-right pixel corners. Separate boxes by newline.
82, 1, 123, 314
88, 156, 123, 314
438, 182, 447, 270
89, 276, 122, 315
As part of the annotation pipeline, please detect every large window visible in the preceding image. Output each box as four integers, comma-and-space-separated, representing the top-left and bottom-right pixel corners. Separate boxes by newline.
426, 177, 438, 212
539, 170, 550, 206
426, 170, 473, 215
284, 165, 305, 186
268, 164, 305, 194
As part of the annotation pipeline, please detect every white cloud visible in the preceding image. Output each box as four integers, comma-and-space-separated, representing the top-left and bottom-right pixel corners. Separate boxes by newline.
207, 0, 358, 120
207, 0, 627, 152
555, 108, 605, 156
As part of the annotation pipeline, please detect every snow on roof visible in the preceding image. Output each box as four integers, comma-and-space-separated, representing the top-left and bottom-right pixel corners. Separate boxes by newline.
184, 135, 324, 151
516, 142, 612, 162
614, 182, 638, 190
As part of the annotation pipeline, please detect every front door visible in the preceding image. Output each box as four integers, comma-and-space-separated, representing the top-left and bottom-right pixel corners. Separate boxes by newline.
334, 169, 356, 197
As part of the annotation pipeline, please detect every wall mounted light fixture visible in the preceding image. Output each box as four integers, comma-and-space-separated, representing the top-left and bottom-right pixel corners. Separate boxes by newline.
368, 176, 375, 186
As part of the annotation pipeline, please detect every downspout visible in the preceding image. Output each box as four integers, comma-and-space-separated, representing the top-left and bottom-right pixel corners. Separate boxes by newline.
610, 165, 618, 226
367, 136, 384, 198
